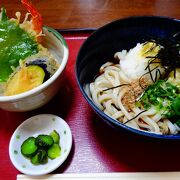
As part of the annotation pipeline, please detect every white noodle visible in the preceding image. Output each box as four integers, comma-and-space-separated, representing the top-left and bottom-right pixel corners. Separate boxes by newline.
88, 62, 179, 135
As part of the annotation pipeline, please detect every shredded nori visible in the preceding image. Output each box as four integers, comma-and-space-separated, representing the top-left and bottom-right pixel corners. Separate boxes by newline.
102, 84, 130, 92
123, 110, 147, 124
143, 32, 180, 80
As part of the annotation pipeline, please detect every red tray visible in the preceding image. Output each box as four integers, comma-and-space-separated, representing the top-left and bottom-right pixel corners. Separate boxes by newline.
1, 30, 180, 180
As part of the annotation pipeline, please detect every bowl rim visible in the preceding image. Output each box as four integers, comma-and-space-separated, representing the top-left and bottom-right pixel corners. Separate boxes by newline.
0, 26, 69, 102
75, 15, 180, 139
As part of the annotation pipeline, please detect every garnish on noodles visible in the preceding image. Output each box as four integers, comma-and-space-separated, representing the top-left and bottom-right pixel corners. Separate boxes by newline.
0, 0, 59, 96
88, 35, 180, 135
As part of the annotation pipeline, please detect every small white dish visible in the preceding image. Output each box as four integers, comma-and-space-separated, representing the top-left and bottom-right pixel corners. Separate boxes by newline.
9, 114, 72, 176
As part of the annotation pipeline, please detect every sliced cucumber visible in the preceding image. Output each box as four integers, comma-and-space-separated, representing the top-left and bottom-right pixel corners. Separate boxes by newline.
21, 131, 61, 165
38, 149, 48, 164
31, 153, 39, 165
21, 137, 38, 157
48, 144, 61, 159
35, 135, 54, 148
50, 130, 60, 144
31, 149, 48, 165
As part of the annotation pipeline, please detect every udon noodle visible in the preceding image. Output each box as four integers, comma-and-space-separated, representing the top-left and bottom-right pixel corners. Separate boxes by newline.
87, 42, 180, 135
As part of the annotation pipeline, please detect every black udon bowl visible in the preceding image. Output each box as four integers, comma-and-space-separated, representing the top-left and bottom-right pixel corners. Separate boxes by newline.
76, 16, 180, 139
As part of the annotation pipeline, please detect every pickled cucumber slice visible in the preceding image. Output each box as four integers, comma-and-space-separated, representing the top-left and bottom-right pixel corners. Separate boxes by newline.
31, 152, 40, 165
21, 131, 61, 165
47, 144, 61, 159
35, 135, 54, 148
21, 137, 38, 157
5, 65, 45, 96
50, 130, 60, 144
31, 149, 48, 165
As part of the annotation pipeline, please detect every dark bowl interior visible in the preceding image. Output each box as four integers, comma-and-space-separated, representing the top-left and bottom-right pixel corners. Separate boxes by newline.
76, 16, 180, 139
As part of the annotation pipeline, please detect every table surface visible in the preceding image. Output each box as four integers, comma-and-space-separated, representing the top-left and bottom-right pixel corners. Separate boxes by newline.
1, 30, 180, 180
1, 0, 180, 29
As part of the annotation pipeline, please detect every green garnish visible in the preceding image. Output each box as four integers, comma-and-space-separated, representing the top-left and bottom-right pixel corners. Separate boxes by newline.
0, 8, 38, 82
21, 130, 61, 165
138, 80, 180, 123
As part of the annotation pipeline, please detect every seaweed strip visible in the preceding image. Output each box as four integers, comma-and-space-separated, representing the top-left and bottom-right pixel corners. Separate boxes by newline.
124, 110, 147, 124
